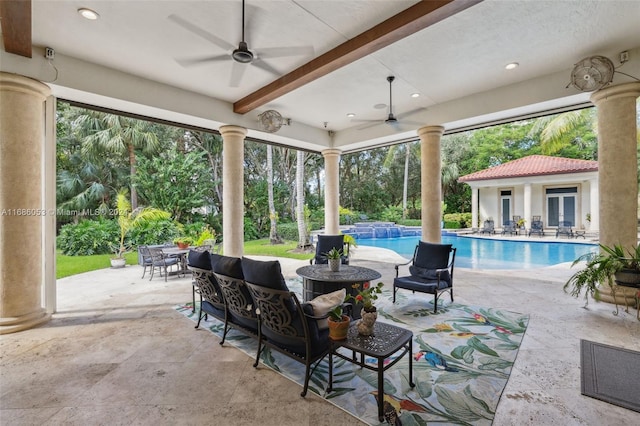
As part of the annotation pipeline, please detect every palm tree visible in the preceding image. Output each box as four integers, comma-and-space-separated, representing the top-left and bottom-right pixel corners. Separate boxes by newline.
267, 144, 283, 244
384, 142, 418, 219
296, 150, 308, 248
528, 108, 596, 156
75, 111, 161, 209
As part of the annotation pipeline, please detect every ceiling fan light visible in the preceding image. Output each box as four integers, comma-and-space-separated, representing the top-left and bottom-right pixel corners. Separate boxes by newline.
505, 62, 519, 70
78, 8, 99, 20
232, 49, 253, 63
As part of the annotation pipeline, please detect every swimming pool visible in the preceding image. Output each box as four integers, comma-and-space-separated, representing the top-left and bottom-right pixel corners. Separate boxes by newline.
355, 235, 597, 269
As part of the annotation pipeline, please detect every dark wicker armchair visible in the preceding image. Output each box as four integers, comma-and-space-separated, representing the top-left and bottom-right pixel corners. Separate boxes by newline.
311, 234, 350, 265
394, 241, 456, 312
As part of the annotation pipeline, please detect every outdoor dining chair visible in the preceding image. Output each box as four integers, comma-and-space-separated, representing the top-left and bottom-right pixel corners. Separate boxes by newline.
148, 247, 180, 281
479, 220, 495, 235
138, 245, 153, 278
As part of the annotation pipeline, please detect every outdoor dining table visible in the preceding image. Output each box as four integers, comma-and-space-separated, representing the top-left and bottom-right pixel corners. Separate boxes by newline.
161, 246, 191, 276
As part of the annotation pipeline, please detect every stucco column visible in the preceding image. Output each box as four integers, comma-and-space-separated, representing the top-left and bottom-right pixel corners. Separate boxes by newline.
220, 125, 247, 258
418, 125, 444, 243
322, 149, 341, 234
523, 183, 532, 229
0, 73, 52, 334
589, 178, 599, 232
590, 82, 640, 303
471, 187, 479, 229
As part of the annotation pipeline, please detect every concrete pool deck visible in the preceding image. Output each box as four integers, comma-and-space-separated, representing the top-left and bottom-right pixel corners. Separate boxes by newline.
1, 246, 638, 425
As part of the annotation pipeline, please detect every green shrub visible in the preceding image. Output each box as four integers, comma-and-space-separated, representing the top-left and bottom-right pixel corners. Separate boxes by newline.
58, 218, 119, 256
244, 217, 260, 241
444, 212, 472, 228
380, 205, 403, 223
276, 222, 299, 241
397, 219, 421, 226
444, 220, 461, 229
128, 218, 181, 246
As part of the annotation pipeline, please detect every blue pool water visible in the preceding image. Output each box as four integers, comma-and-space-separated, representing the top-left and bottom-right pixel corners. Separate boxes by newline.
356, 235, 597, 269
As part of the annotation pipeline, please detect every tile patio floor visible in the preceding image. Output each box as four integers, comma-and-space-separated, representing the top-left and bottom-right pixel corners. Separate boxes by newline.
1, 246, 638, 425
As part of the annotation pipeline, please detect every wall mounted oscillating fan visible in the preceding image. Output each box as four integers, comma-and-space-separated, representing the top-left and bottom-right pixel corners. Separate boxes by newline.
569, 56, 615, 92
258, 110, 288, 133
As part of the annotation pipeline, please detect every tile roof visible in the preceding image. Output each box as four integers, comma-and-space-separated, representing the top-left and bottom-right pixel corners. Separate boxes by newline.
458, 155, 598, 182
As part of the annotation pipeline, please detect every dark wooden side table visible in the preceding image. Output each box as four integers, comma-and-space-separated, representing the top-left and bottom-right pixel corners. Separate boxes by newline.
296, 264, 381, 318
328, 321, 415, 422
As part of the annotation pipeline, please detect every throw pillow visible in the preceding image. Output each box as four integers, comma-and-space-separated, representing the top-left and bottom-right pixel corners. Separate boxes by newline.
409, 265, 451, 283
307, 288, 346, 330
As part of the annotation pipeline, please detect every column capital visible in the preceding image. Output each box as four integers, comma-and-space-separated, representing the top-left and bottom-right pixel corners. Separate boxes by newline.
219, 125, 247, 138
0, 72, 50, 99
590, 82, 640, 105
417, 125, 445, 138
321, 148, 342, 158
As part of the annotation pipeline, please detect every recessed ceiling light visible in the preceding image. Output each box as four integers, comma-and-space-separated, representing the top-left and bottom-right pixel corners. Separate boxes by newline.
78, 8, 99, 20
346, 113, 355, 118
505, 62, 519, 70
411, 93, 420, 98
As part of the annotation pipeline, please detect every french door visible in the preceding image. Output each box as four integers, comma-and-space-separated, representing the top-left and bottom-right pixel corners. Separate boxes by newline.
546, 187, 577, 226
500, 190, 512, 225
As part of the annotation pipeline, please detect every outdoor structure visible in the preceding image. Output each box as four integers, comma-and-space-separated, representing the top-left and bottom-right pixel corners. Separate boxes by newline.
1, 1, 639, 332
459, 155, 599, 233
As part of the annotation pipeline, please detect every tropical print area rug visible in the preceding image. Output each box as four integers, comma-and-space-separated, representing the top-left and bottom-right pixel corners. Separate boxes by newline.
175, 279, 529, 426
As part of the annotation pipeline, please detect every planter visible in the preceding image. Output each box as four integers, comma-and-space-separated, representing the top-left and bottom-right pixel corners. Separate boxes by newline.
177, 242, 190, 249
615, 268, 640, 286
328, 315, 350, 340
110, 258, 126, 269
328, 258, 341, 272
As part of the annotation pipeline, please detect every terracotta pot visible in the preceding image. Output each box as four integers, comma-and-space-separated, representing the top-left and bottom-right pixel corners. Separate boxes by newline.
328, 315, 350, 340
177, 242, 190, 249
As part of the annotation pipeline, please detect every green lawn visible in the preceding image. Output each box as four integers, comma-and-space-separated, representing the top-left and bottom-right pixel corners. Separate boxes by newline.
56, 239, 312, 279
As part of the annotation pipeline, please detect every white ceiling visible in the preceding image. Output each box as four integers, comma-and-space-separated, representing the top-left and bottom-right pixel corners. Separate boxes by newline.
3, 0, 640, 152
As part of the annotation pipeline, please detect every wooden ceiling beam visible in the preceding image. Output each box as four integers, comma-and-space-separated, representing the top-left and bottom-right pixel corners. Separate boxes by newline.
234, 0, 482, 114
0, 0, 32, 58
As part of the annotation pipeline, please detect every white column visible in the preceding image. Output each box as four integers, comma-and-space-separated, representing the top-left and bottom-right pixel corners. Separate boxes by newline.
0, 73, 52, 334
418, 125, 444, 243
589, 178, 599, 232
322, 149, 341, 234
220, 125, 247, 258
523, 183, 532, 229
471, 187, 478, 229
590, 82, 640, 303
43, 96, 57, 314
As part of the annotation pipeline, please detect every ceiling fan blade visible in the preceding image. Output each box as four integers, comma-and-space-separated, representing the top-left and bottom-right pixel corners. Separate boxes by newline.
258, 46, 315, 59
168, 14, 235, 52
230, 61, 248, 88
395, 107, 427, 120
175, 54, 228, 67
355, 121, 383, 131
251, 58, 280, 76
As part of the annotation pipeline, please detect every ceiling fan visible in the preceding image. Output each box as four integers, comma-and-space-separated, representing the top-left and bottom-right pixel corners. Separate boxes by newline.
169, 0, 314, 87
353, 76, 424, 130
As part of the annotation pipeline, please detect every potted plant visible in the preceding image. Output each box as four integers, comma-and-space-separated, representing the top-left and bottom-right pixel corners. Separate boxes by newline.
327, 305, 350, 340
111, 191, 170, 268
564, 243, 640, 305
351, 282, 384, 336
173, 236, 194, 249
325, 247, 343, 272
516, 218, 526, 230
195, 226, 216, 247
